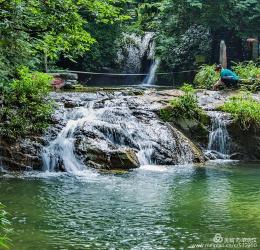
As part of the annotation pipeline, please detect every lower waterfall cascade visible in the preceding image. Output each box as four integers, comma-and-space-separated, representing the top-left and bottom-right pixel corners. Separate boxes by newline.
41, 93, 199, 173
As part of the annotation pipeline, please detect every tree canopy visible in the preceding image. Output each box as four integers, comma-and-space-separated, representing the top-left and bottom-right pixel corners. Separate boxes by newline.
0, 0, 129, 82
155, 0, 260, 69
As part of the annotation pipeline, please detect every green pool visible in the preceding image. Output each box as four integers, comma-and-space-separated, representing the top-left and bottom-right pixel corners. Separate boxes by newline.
1, 161, 260, 249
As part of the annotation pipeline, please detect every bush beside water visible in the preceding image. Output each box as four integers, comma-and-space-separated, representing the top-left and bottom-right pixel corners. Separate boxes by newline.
0, 67, 53, 139
220, 92, 260, 130
160, 84, 206, 122
194, 65, 219, 89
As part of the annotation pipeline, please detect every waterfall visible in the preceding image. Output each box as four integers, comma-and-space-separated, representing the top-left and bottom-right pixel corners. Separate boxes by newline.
142, 59, 160, 86
207, 112, 230, 159
42, 102, 95, 173
42, 94, 197, 173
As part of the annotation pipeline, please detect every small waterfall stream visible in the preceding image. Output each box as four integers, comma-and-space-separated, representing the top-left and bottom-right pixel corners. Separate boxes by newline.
142, 59, 160, 86
118, 32, 155, 74
207, 112, 230, 159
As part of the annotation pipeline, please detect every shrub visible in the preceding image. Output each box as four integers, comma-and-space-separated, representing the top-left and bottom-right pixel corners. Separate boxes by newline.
233, 61, 260, 79
220, 92, 260, 130
160, 84, 205, 121
194, 65, 219, 89
0, 67, 53, 139
0, 203, 11, 249
232, 61, 260, 92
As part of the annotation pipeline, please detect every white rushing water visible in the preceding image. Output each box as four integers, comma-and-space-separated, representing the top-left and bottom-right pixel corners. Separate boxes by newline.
42, 95, 195, 173
42, 102, 96, 173
142, 59, 160, 86
207, 112, 230, 159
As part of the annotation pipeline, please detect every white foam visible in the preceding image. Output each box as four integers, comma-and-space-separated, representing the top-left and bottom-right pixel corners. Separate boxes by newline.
139, 165, 169, 172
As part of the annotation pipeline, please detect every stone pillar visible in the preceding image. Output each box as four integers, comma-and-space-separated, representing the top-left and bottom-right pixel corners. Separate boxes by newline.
252, 38, 259, 60
219, 40, 227, 68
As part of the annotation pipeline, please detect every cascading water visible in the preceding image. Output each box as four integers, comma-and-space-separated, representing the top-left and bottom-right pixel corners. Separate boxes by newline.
207, 112, 230, 159
142, 59, 160, 86
42, 102, 96, 173
42, 93, 198, 173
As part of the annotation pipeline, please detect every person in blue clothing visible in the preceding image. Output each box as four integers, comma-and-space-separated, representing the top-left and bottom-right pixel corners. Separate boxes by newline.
213, 64, 240, 90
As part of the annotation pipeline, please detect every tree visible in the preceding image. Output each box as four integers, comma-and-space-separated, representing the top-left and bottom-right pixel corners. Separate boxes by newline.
156, 0, 260, 70
0, 0, 129, 82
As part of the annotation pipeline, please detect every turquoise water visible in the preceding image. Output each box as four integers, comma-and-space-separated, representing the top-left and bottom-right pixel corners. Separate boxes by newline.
0, 161, 260, 249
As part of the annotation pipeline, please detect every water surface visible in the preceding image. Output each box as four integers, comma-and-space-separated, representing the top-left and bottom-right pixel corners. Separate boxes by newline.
1, 161, 260, 249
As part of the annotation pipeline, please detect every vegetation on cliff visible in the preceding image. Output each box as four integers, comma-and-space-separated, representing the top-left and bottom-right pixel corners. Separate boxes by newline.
160, 85, 206, 122
0, 0, 128, 138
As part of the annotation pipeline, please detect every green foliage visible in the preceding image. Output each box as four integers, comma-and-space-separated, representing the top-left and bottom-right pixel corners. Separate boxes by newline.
128, 1, 161, 32
170, 84, 203, 119
0, 67, 53, 139
0, 203, 11, 249
194, 62, 260, 90
221, 92, 260, 130
233, 61, 260, 92
194, 65, 219, 89
155, 0, 260, 70
157, 25, 212, 70
76, 23, 123, 71
160, 84, 205, 121
233, 61, 260, 79
159, 107, 173, 122
0, 0, 129, 81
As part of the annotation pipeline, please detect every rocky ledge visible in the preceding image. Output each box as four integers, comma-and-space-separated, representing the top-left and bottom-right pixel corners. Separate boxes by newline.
1, 88, 260, 172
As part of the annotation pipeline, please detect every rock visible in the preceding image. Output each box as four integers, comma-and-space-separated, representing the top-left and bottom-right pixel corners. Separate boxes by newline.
75, 136, 140, 170
51, 73, 78, 80
227, 122, 260, 160
62, 80, 77, 90
109, 149, 139, 169
166, 123, 205, 163
230, 152, 245, 160
51, 73, 78, 90
64, 100, 79, 108
0, 138, 43, 171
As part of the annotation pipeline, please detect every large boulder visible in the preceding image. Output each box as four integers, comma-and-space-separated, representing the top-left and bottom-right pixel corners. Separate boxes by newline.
76, 138, 140, 170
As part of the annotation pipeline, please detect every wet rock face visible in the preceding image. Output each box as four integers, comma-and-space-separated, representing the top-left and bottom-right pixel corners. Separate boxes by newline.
0, 138, 43, 171
0, 90, 211, 172
227, 123, 260, 160
77, 139, 140, 170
